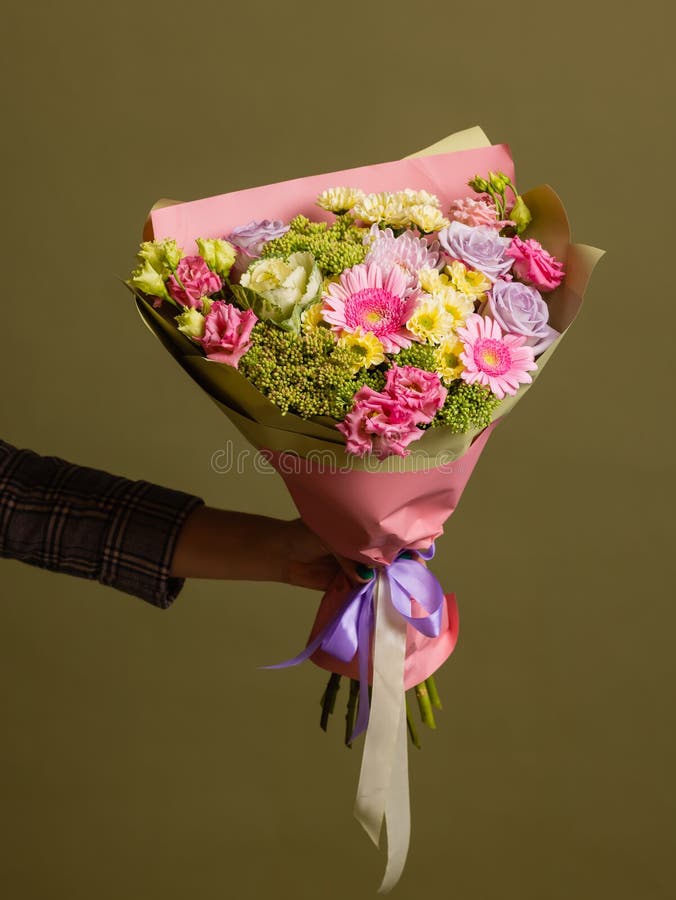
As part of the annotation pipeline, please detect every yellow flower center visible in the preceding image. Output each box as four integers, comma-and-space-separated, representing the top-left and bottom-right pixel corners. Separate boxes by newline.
481, 349, 499, 367
365, 311, 382, 323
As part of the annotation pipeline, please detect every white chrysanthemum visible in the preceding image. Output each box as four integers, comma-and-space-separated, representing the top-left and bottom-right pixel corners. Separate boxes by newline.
406, 295, 456, 344
316, 186, 366, 213
435, 336, 465, 383
395, 188, 442, 209
407, 204, 450, 234
352, 192, 409, 227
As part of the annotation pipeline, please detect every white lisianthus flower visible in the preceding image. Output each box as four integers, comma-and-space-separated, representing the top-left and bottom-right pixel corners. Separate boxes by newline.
137, 238, 182, 277
130, 259, 171, 301
175, 307, 206, 339
195, 237, 237, 278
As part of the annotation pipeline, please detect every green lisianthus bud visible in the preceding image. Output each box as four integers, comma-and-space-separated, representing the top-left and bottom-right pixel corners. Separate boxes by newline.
138, 239, 182, 276
130, 260, 171, 301
508, 195, 533, 234
468, 175, 490, 193
196, 238, 236, 278
488, 170, 510, 192
175, 307, 206, 339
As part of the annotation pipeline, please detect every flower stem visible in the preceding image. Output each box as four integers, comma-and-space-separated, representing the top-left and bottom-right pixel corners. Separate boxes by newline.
415, 681, 436, 729
406, 698, 422, 749
320, 673, 341, 732
425, 675, 443, 710
345, 679, 360, 748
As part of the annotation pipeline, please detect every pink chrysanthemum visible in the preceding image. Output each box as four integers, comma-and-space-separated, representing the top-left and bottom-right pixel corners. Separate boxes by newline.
322, 262, 420, 353
364, 225, 441, 288
456, 314, 537, 400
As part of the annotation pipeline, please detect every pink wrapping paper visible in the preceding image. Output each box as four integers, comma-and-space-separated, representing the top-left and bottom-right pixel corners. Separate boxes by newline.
150, 144, 514, 250
267, 422, 496, 689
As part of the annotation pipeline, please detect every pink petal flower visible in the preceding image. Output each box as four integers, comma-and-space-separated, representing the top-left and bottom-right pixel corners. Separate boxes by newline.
456, 313, 537, 400
200, 301, 257, 367
322, 262, 420, 354
506, 236, 565, 292
167, 256, 222, 308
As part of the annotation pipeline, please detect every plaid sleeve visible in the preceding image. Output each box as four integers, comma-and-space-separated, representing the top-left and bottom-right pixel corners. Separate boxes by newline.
0, 440, 204, 608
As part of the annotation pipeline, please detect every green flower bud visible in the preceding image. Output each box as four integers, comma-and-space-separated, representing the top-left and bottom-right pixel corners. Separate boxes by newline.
130, 260, 171, 301
138, 239, 182, 276
468, 175, 490, 193
175, 307, 206, 339
488, 170, 510, 192
196, 238, 237, 278
508, 195, 533, 234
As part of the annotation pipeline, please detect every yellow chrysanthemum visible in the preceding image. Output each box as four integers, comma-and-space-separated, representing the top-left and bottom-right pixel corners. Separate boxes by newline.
338, 329, 386, 372
417, 266, 452, 294
435, 336, 466, 383
437, 287, 476, 328
301, 302, 326, 332
316, 186, 365, 214
445, 260, 491, 299
407, 204, 450, 234
406, 296, 456, 345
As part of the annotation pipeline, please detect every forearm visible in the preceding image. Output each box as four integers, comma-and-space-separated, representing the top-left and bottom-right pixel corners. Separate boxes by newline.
169, 506, 290, 582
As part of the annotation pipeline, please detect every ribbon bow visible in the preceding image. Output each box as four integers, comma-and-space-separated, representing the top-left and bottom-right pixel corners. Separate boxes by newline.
267, 543, 443, 742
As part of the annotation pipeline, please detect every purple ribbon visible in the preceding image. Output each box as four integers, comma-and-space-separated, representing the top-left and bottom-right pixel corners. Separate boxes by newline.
265, 544, 444, 742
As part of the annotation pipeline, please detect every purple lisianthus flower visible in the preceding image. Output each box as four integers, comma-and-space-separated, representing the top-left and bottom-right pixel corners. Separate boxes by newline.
487, 279, 559, 355
227, 219, 289, 259
438, 221, 513, 282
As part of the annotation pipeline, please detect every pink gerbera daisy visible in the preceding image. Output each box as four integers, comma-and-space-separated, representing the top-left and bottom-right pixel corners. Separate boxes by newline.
322, 262, 420, 353
456, 314, 537, 400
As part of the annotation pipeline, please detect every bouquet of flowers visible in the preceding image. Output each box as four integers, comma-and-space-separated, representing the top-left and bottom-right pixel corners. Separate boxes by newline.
126, 126, 603, 892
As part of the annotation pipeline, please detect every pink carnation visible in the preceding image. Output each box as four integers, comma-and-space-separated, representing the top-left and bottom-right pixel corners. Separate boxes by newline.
167, 256, 222, 308
506, 237, 565, 292
336, 386, 423, 460
448, 196, 513, 230
384, 365, 447, 424
200, 301, 257, 367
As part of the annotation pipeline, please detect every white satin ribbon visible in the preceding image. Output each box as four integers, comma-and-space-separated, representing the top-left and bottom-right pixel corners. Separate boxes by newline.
354, 572, 410, 893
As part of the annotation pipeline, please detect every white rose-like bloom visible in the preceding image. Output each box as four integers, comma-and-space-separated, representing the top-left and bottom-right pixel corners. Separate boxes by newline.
316, 186, 366, 214
240, 251, 322, 323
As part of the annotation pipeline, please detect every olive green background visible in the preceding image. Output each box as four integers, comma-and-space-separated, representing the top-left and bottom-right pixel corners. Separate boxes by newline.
1, 2, 673, 898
